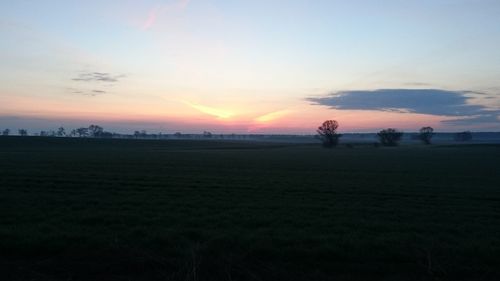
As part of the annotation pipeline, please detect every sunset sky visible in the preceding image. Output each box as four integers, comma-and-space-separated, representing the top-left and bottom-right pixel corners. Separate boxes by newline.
1, 0, 500, 134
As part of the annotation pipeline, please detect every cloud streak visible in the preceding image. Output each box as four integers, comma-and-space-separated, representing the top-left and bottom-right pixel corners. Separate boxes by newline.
308, 88, 500, 125
69, 71, 125, 97
254, 110, 290, 123
72, 72, 125, 83
183, 101, 233, 119
67, 88, 107, 96
143, 6, 160, 29
142, 0, 191, 30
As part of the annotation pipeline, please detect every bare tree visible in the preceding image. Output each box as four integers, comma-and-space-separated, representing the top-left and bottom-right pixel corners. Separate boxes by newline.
317, 120, 341, 147
419, 127, 434, 145
1, 129, 9, 136
18, 129, 28, 136
57, 127, 66, 137
75, 128, 89, 137
377, 128, 403, 146
88, 125, 104, 137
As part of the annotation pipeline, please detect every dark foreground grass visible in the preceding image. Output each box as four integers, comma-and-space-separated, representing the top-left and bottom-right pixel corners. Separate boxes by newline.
1, 137, 500, 280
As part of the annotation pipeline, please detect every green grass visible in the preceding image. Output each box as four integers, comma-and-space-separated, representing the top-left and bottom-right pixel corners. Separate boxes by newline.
1, 136, 500, 280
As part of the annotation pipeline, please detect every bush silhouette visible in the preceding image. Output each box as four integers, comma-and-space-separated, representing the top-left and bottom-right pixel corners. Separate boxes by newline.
419, 126, 434, 145
377, 128, 403, 146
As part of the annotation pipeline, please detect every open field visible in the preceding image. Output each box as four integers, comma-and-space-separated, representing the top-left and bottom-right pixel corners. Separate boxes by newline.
1, 137, 500, 281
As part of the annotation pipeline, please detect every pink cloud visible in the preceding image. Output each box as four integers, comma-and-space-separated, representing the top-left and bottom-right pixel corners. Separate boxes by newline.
178, 0, 191, 9
142, 7, 159, 30
142, 0, 191, 30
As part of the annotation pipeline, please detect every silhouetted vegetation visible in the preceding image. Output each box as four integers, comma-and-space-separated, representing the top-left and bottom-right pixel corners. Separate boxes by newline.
39, 130, 52, 137
88, 125, 104, 137
316, 120, 341, 147
418, 126, 434, 145
377, 128, 403, 146
134, 130, 147, 138
455, 131, 473, 142
1, 129, 9, 136
75, 127, 89, 137
18, 129, 28, 136
57, 127, 66, 137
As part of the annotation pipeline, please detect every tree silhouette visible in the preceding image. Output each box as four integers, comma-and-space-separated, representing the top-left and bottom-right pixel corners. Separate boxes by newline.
75, 128, 89, 137
88, 125, 104, 137
317, 120, 341, 147
419, 126, 434, 145
134, 130, 147, 138
57, 127, 66, 137
1, 129, 9, 136
18, 129, 28, 136
377, 128, 403, 146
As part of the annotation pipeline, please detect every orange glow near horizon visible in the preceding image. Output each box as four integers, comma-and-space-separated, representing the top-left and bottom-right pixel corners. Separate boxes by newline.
0, 91, 486, 133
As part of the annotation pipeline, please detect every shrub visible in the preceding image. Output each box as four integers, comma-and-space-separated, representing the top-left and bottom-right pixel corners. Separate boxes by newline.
377, 128, 403, 146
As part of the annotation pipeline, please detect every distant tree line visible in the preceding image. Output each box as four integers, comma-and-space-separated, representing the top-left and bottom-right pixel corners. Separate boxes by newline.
0, 125, 214, 140
67, 125, 114, 138
0, 125, 114, 138
316, 120, 473, 148
0, 122, 475, 145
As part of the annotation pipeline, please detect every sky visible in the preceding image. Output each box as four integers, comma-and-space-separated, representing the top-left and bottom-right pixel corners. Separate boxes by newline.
1, 0, 500, 134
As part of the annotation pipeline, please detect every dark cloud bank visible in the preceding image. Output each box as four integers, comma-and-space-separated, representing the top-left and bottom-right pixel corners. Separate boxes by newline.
308, 89, 499, 125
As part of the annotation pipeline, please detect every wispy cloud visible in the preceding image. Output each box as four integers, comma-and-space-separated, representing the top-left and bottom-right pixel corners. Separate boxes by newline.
69, 71, 124, 97
92, 90, 106, 95
308, 88, 500, 126
72, 72, 125, 83
67, 88, 107, 96
443, 114, 499, 125
404, 82, 434, 87
254, 110, 290, 123
142, 0, 191, 30
183, 101, 233, 119
143, 6, 160, 29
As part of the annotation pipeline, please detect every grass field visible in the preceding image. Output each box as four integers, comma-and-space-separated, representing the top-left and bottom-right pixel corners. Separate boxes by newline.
1, 137, 500, 281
